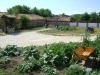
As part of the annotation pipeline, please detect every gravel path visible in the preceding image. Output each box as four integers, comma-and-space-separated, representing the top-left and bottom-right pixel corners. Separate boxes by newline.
0, 30, 96, 48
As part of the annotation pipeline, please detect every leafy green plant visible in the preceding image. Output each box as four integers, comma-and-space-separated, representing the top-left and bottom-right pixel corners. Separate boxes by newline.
0, 56, 11, 64
93, 35, 100, 57
18, 57, 41, 73
18, 61, 33, 73
0, 56, 11, 69
90, 70, 100, 75
66, 64, 86, 75
42, 65, 58, 75
1, 45, 21, 57
22, 46, 40, 60
82, 32, 91, 47
41, 43, 78, 69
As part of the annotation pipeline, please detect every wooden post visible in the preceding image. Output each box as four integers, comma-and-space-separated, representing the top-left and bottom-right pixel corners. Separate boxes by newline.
97, 23, 99, 28
76, 21, 79, 27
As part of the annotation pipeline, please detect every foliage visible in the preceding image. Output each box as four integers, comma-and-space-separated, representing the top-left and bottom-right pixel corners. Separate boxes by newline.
71, 14, 82, 22
7, 5, 53, 17
7, 5, 30, 14
0, 56, 11, 65
39, 8, 52, 17
91, 35, 100, 57
18, 57, 41, 73
0, 56, 11, 69
22, 46, 40, 60
20, 16, 30, 29
57, 26, 77, 31
82, 32, 91, 47
0, 69, 11, 75
71, 12, 100, 23
0, 45, 21, 57
41, 43, 78, 69
90, 70, 100, 75
66, 64, 86, 75
42, 65, 58, 75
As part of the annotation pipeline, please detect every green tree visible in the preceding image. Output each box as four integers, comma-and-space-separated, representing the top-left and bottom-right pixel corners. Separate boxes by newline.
81, 13, 90, 28
90, 12, 98, 22
39, 8, 52, 17
71, 14, 82, 26
7, 5, 30, 14
31, 7, 39, 15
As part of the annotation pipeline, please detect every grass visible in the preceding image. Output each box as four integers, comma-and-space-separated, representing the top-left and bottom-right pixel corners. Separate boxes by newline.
38, 28, 100, 36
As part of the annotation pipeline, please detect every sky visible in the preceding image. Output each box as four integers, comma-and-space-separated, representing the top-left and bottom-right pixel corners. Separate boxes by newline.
0, 0, 100, 15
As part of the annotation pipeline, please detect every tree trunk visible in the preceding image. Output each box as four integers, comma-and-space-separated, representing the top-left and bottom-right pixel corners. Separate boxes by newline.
97, 23, 99, 28
76, 21, 79, 27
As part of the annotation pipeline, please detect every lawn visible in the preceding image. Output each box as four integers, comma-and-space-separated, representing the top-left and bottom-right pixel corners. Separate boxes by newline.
38, 27, 100, 36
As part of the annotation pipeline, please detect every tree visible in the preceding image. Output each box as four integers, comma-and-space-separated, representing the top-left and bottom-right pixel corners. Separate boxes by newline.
90, 12, 98, 22
61, 13, 66, 16
39, 8, 52, 17
71, 14, 82, 26
7, 5, 30, 14
31, 7, 39, 15
81, 13, 90, 28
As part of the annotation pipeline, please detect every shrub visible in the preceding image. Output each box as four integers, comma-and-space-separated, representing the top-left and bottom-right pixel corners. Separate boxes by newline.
0, 56, 11, 64
22, 46, 40, 60
1, 45, 21, 57
18, 57, 41, 73
93, 35, 100, 57
42, 65, 58, 75
57, 26, 77, 31
0, 69, 11, 75
41, 43, 78, 69
66, 64, 86, 75
82, 32, 91, 47
20, 16, 30, 29
0, 56, 11, 69
90, 70, 100, 75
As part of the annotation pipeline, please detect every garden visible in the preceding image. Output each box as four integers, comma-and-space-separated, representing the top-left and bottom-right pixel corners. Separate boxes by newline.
38, 26, 100, 36
0, 34, 100, 75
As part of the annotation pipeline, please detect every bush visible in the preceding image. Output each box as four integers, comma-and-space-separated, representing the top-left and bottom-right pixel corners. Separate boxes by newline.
82, 32, 91, 47
18, 57, 41, 73
1, 45, 21, 57
0, 56, 11, 69
42, 65, 58, 75
20, 16, 30, 29
90, 70, 100, 75
22, 46, 40, 60
66, 64, 86, 75
41, 43, 78, 69
92, 35, 100, 57
57, 26, 77, 31
0, 69, 11, 75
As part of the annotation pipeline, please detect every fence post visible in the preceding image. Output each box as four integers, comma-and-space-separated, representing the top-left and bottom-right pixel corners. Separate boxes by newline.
97, 23, 99, 28
76, 21, 79, 27
86, 22, 88, 28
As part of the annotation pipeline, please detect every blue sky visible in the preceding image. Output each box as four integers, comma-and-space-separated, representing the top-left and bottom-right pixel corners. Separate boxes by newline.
0, 0, 100, 15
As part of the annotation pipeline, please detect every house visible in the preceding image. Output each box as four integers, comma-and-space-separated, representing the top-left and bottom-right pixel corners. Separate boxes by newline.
16, 14, 45, 28
0, 14, 16, 33
47, 15, 71, 26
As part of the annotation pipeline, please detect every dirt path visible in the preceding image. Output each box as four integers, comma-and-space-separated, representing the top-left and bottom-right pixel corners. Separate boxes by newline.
0, 30, 96, 48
